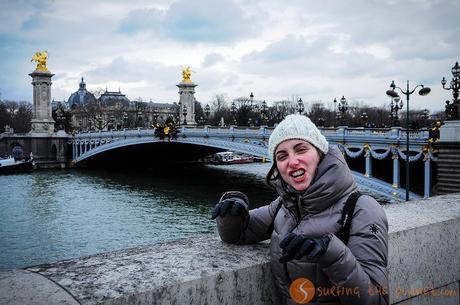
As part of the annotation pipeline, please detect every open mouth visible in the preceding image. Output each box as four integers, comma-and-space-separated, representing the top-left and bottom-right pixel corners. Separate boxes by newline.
290, 169, 305, 178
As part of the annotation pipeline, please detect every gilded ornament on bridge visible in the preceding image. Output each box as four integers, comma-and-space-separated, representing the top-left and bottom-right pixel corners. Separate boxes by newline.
154, 118, 178, 141
31, 51, 49, 72
363, 143, 371, 157
181, 66, 193, 83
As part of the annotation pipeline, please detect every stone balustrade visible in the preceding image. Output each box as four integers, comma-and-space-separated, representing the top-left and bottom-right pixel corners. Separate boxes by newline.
1, 194, 459, 305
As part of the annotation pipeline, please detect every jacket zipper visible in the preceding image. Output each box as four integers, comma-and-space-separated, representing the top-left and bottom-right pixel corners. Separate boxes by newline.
283, 195, 303, 283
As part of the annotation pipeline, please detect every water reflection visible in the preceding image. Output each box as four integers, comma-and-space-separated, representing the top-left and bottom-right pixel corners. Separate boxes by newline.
0, 164, 276, 270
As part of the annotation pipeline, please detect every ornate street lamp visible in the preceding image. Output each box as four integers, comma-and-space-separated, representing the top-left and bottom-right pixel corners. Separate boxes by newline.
333, 98, 338, 126
386, 80, 431, 201
182, 105, 187, 125
441, 61, 460, 120
231, 101, 237, 125
122, 112, 129, 129
337, 96, 349, 125
204, 104, 211, 124
260, 100, 268, 125
421, 109, 429, 121
110, 115, 116, 130
136, 111, 143, 128
296, 98, 305, 114
55, 107, 66, 131
176, 102, 181, 127
390, 96, 403, 126
361, 112, 368, 127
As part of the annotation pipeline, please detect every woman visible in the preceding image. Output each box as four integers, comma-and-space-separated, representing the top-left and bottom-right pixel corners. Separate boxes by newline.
212, 114, 388, 305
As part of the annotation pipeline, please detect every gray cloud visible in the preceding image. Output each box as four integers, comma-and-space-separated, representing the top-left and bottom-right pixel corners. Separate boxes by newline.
241, 34, 380, 79
118, 8, 164, 34
118, 0, 256, 43
201, 52, 224, 67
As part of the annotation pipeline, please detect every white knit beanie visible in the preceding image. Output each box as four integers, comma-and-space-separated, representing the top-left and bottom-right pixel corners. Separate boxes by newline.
268, 114, 329, 159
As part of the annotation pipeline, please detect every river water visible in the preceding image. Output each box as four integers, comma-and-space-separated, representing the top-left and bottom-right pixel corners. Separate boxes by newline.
0, 163, 385, 270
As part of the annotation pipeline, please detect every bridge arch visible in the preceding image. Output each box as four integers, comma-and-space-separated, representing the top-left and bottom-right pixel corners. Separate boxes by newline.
74, 136, 268, 165
70, 127, 436, 202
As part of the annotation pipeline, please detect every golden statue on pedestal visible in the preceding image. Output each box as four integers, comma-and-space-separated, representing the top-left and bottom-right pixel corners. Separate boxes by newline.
31, 51, 49, 72
182, 66, 193, 83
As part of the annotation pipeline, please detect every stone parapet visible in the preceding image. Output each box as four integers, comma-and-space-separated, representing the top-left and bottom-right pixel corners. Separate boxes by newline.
1, 194, 459, 305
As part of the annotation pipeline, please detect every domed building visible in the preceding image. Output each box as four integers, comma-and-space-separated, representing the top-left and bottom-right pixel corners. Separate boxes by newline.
67, 78, 97, 109
99, 89, 130, 108
67, 78, 177, 131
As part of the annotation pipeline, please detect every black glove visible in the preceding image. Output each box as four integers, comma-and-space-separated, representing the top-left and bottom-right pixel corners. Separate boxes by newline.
279, 233, 331, 263
211, 191, 249, 219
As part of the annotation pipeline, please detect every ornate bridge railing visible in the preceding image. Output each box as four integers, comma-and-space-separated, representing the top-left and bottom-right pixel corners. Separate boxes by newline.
70, 126, 437, 201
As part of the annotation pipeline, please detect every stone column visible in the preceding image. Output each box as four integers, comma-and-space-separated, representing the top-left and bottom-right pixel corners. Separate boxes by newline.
423, 151, 431, 198
392, 150, 400, 189
364, 144, 372, 178
29, 70, 55, 134
177, 82, 197, 126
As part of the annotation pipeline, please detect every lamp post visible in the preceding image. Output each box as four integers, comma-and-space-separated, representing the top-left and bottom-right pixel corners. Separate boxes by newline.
390, 96, 403, 126
122, 112, 129, 129
333, 98, 337, 127
421, 108, 429, 120
182, 105, 187, 125
296, 98, 305, 114
109, 115, 116, 130
337, 96, 348, 125
204, 104, 210, 124
441, 61, 460, 120
386, 80, 431, 201
136, 111, 143, 128
360, 112, 368, 127
260, 100, 268, 125
55, 105, 66, 131
231, 101, 237, 125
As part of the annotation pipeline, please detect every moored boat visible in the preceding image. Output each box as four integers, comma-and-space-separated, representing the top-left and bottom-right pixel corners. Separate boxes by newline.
212, 152, 254, 164
0, 157, 35, 174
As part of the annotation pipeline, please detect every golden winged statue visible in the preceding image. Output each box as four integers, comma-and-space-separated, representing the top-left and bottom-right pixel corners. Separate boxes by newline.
31, 51, 49, 72
182, 66, 193, 83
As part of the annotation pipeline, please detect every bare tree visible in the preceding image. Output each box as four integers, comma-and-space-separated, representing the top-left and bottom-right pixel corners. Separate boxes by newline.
0, 100, 32, 133
211, 93, 228, 113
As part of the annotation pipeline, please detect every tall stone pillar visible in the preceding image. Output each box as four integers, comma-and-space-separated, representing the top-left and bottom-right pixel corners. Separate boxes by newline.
29, 70, 55, 134
176, 67, 196, 126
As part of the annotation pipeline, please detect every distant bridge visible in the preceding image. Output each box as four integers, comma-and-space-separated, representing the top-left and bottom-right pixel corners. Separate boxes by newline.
70, 126, 437, 202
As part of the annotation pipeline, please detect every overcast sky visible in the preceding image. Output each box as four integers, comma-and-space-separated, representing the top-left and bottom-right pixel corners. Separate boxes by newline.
1, 0, 459, 112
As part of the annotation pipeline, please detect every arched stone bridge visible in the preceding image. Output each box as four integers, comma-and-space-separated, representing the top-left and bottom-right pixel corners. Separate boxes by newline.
70, 126, 437, 202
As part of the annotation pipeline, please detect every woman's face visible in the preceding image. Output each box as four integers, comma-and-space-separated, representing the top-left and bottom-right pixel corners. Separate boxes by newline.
275, 139, 321, 191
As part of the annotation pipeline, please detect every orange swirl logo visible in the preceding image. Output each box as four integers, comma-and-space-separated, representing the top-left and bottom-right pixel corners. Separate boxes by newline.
289, 278, 315, 304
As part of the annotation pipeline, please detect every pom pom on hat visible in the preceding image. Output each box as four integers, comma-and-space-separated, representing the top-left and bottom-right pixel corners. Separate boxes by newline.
268, 114, 328, 159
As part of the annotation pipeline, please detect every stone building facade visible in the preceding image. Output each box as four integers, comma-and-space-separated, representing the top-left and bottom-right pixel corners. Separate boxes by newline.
64, 78, 177, 131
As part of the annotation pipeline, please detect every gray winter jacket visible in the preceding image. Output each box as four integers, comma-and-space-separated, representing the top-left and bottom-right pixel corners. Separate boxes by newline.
216, 146, 389, 305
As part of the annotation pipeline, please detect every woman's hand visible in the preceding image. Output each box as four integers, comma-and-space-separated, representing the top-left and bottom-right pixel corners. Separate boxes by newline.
211, 191, 249, 219
279, 233, 331, 263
